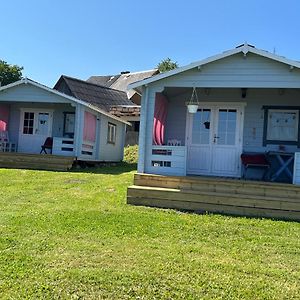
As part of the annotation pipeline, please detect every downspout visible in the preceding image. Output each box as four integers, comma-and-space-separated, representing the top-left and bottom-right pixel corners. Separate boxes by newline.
121, 123, 126, 161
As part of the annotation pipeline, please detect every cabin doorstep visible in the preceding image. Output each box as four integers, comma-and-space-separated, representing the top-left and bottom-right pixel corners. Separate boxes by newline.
0, 78, 129, 169
127, 43, 300, 220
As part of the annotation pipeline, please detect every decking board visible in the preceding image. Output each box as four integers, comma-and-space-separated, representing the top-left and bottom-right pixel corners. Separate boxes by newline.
127, 173, 300, 221
0, 153, 75, 171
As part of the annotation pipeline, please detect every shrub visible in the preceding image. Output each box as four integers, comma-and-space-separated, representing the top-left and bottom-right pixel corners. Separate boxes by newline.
123, 145, 138, 164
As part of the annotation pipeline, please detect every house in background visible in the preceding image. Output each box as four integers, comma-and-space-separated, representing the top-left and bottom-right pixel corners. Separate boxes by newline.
0, 78, 129, 170
127, 43, 300, 221
88, 69, 159, 145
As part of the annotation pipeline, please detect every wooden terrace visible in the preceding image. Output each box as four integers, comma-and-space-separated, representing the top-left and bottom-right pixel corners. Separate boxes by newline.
0, 152, 75, 171
127, 173, 300, 221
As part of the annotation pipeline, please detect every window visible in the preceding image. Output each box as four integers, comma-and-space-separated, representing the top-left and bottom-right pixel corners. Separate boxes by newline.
263, 107, 300, 146
107, 122, 116, 144
23, 112, 34, 134
63, 112, 75, 138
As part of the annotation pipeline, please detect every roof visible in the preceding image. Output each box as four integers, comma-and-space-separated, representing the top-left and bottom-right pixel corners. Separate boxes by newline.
54, 75, 133, 112
128, 43, 300, 90
87, 69, 159, 99
0, 78, 130, 125
87, 75, 121, 88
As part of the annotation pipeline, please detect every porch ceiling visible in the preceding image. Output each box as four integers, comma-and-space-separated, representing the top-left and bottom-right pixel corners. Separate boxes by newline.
163, 87, 300, 98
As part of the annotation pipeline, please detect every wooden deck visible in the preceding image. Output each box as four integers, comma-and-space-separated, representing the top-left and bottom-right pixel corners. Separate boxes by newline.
0, 152, 75, 171
127, 173, 300, 221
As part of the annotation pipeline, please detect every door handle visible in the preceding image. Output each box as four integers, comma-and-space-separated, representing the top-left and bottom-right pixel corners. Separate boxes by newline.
213, 135, 220, 143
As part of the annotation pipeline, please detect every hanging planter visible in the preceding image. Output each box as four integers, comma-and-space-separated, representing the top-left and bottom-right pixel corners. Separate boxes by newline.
187, 104, 198, 113
186, 87, 199, 113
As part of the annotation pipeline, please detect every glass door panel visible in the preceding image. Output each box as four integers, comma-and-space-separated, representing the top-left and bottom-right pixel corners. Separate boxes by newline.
191, 109, 211, 145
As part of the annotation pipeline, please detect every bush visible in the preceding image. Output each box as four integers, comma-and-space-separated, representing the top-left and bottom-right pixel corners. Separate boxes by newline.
123, 145, 138, 164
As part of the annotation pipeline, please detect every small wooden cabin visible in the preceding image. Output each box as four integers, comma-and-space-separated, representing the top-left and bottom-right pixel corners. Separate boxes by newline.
127, 43, 300, 221
0, 78, 129, 170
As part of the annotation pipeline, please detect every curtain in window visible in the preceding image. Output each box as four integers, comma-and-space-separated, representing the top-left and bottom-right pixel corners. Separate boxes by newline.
0, 105, 9, 132
153, 93, 168, 145
83, 111, 97, 142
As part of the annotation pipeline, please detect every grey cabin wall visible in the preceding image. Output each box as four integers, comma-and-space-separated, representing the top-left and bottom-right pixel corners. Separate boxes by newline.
7, 103, 75, 145
98, 114, 125, 161
164, 88, 300, 153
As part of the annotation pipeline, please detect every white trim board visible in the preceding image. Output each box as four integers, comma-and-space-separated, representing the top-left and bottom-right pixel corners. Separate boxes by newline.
0, 78, 131, 126
128, 43, 300, 90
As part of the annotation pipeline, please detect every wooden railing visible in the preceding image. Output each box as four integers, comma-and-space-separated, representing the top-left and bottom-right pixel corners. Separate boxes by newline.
52, 137, 75, 156
148, 145, 186, 176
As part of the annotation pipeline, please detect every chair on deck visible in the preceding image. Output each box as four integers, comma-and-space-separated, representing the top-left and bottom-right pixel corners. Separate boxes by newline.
40, 137, 53, 154
241, 153, 270, 180
0, 131, 16, 152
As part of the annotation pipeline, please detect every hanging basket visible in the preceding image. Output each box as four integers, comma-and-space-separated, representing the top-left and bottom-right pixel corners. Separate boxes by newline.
187, 104, 198, 113
186, 87, 199, 114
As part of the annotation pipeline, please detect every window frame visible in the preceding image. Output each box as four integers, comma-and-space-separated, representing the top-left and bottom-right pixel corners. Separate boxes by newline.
263, 106, 300, 146
63, 112, 75, 138
107, 122, 116, 144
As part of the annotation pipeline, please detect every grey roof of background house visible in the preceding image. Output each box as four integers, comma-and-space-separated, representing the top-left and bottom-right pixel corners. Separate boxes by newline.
87, 69, 159, 99
54, 75, 133, 112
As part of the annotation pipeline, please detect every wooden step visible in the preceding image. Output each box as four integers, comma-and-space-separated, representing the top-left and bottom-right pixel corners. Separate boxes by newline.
0, 153, 75, 171
133, 173, 300, 200
127, 185, 300, 221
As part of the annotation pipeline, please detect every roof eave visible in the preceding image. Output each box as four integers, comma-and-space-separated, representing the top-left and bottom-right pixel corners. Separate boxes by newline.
128, 44, 300, 89
0, 78, 131, 126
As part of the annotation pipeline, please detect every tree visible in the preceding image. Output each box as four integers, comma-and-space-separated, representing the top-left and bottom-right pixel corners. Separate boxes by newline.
157, 58, 178, 73
0, 60, 23, 86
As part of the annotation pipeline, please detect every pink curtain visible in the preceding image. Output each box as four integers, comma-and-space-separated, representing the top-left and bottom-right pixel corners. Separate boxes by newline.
83, 111, 97, 142
0, 105, 9, 132
153, 93, 168, 145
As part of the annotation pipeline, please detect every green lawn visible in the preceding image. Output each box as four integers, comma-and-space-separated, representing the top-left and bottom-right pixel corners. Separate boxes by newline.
0, 164, 299, 299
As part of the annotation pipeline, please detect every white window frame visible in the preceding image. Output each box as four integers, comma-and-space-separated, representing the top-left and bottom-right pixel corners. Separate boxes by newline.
20, 109, 53, 136
266, 109, 299, 142
107, 122, 116, 144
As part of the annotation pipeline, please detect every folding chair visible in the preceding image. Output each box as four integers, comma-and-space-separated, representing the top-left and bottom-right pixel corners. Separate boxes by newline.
40, 137, 53, 154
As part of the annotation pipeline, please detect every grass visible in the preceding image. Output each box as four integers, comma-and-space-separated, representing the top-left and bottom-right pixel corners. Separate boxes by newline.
0, 163, 299, 299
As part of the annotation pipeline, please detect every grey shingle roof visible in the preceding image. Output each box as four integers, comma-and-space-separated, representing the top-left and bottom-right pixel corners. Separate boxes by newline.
54, 75, 133, 112
87, 75, 121, 87
87, 69, 159, 99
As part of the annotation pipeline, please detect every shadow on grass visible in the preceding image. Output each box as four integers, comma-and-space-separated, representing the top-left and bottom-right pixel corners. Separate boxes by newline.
70, 162, 137, 175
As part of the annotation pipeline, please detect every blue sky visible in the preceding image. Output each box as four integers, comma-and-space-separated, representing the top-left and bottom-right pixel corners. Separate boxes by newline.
1, 0, 299, 87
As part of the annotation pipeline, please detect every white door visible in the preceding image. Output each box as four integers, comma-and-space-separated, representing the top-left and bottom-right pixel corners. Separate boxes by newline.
187, 105, 243, 177
18, 110, 53, 153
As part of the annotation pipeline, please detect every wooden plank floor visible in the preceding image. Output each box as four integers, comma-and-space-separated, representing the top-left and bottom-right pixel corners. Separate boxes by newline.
127, 173, 300, 221
0, 152, 75, 171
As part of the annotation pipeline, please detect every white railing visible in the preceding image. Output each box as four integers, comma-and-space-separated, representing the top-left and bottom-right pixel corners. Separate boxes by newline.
52, 137, 75, 156
80, 140, 96, 159
148, 145, 186, 176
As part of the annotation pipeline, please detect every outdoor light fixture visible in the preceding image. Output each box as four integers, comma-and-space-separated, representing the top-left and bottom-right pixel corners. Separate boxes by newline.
241, 88, 247, 98
187, 87, 199, 113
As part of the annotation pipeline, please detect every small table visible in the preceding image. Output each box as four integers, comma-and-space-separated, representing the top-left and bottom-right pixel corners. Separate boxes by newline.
268, 151, 294, 182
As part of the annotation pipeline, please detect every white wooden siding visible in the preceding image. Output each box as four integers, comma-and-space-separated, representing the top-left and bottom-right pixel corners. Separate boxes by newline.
0, 84, 72, 103
156, 53, 300, 88
147, 145, 186, 176
98, 114, 125, 162
7, 103, 74, 146
142, 87, 300, 175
